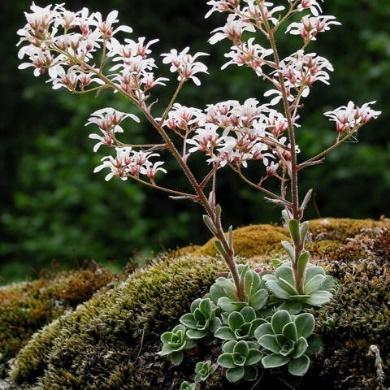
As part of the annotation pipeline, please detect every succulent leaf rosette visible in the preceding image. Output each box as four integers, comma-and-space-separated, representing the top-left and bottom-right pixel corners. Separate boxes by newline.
255, 310, 320, 376
217, 340, 263, 383
214, 306, 264, 341
264, 262, 335, 307
180, 298, 220, 340
208, 265, 268, 312
180, 381, 196, 390
194, 360, 217, 382
158, 324, 196, 365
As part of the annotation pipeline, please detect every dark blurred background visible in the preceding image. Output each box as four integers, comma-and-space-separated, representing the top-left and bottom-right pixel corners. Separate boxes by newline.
0, 0, 389, 283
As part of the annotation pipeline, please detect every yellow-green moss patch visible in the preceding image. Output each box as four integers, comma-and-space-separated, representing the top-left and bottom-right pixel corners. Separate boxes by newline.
194, 224, 288, 258
0, 265, 113, 377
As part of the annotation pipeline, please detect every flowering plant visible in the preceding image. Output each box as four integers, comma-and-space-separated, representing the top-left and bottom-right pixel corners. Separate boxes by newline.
18, 0, 380, 387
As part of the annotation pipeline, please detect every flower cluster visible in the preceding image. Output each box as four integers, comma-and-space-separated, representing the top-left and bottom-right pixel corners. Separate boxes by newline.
94, 147, 166, 182
324, 101, 382, 133
266, 51, 334, 106
286, 15, 341, 42
86, 108, 140, 151
17, 3, 208, 100
185, 99, 290, 172
161, 47, 209, 86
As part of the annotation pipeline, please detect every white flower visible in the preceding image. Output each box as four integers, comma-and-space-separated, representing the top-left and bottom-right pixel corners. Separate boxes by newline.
161, 48, 209, 86
205, 0, 240, 19
86, 108, 140, 152
94, 147, 166, 181
142, 161, 167, 179
296, 0, 323, 16
324, 101, 381, 133
286, 15, 341, 41
91, 10, 133, 40
221, 38, 273, 75
242, 1, 285, 27
187, 124, 224, 154
164, 104, 204, 131
209, 14, 256, 45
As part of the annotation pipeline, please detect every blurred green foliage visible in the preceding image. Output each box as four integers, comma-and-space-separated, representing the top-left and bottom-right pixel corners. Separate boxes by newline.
0, 0, 389, 282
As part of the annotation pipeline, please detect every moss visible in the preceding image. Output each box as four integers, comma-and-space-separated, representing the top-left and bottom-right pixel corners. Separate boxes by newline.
9, 219, 390, 389
0, 265, 113, 377
308, 217, 387, 242
193, 224, 288, 258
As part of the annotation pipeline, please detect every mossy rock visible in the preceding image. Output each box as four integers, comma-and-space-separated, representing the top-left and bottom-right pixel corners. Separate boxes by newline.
0, 264, 113, 377
9, 219, 390, 389
193, 224, 288, 258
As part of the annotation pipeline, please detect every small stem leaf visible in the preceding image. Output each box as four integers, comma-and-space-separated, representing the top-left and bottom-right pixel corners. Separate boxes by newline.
215, 204, 222, 220
227, 225, 234, 249
300, 189, 313, 212
299, 221, 310, 243
202, 214, 216, 235
215, 240, 229, 260
297, 251, 310, 277
288, 219, 301, 245
281, 241, 295, 261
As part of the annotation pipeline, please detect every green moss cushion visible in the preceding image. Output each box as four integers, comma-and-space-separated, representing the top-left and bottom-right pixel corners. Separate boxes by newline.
0, 265, 113, 377
9, 219, 390, 389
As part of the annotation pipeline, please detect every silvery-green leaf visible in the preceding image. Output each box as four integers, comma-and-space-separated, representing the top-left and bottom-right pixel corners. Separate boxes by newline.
254, 323, 273, 341
179, 313, 197, 329
170, 351, 184, 366
218, 297, 247, 312
258, 335, 280, 353
246, 349, 263, 365
271, 310, 291, 334
214, 326, 235, 341
265, 280, 291, 299
288, 354, 310, 376
321, 275, 335, 292
304, 274, 326, 294
292, 337, 308, 359
229, 311, 245, 331
288, 219, 301, 244
297, 251, 310, 277
222, 340, 236, 353
281, 241, 295, 261
305, 266, 325, 281
226, 367, 245, 383
187, 329, 207, 340
294, 313, 315, 338
278, 301, 303, 314
243, 366, 258, 381
250, 288, 268, 310
218, 353, 236, 368
282, 322, 298, 341
262, 353, 289, 368
277, 277, 298, 296
199, 298, 212, 318
275, 265, 295, 285
241, 306, 256, 323
305, 291, 332, 307
299, 220, 310, 241
233, 340, 249, 357
306, 334, 323, 355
